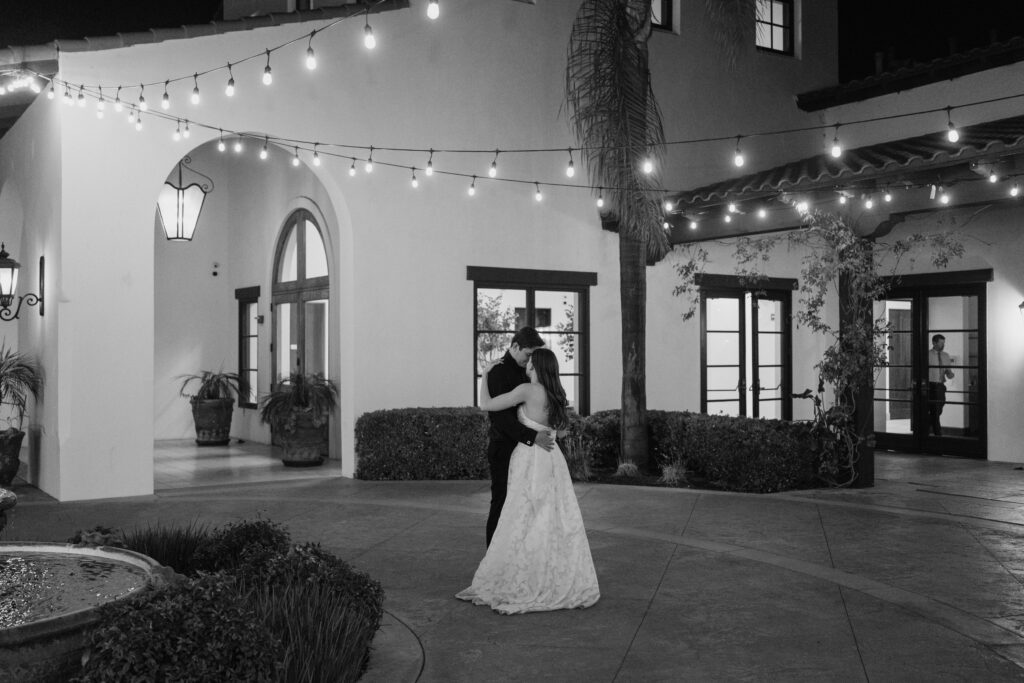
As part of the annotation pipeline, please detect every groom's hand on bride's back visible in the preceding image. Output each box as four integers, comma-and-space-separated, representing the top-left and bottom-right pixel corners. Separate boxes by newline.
536, 430, 554, 451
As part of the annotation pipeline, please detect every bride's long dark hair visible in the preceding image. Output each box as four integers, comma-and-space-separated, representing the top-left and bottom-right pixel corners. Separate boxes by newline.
530, 348, 568, 429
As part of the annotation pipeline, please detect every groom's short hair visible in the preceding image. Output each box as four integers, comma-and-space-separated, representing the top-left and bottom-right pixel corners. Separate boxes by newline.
511, 326, 545, 349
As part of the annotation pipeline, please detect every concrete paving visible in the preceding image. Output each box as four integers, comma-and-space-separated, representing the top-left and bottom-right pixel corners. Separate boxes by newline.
5, 452, 1024, 681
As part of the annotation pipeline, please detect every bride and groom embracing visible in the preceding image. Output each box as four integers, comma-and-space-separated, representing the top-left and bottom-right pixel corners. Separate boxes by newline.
456, 327, 600, 615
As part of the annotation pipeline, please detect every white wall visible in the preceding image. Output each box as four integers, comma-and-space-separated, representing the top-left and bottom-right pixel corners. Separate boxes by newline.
25, 0, 841, 498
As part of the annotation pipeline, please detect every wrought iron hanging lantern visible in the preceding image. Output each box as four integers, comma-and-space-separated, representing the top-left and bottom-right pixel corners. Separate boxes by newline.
0, 244, 43, 320
156, 155, 214, 241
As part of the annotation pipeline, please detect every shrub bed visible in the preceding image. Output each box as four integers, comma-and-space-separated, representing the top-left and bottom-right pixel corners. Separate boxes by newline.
581, 409, 690, 470
71, 519, 383, 683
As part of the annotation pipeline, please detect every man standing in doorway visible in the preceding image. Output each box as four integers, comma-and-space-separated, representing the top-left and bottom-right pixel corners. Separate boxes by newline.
484, 326, 554, 546
928, 334, 955, 436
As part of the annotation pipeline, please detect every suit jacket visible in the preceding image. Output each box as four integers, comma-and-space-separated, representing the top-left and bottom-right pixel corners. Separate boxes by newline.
486, 351, 537, 447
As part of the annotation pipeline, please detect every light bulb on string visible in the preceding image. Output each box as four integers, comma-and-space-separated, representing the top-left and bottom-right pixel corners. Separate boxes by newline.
225, 64, 236, 96
864, 196, 874, 209
312, 144, 321, 166
182, 120, 190, 138
884, 189, 892, 202
364, 11, 376, 50
796, 200, 809, 214
173, 120, 182, 141
95, 88, 105, 118
830, 125, 842, 158
191, 74, 200, 104
565, 149, 575, 178
306, 31, 318, 70
134, 114, 143, 132
263, 50, 273, 85
733, 136, 745, 167
260, 137, 269, 160
365, 146, 374, 173
349, 159, 357, 176
664, 199, 674, 212
468, 176, 477, 196
946, 107, 959, 143
727, 202, 737, 213
62, 84, 72, 105
217, 130, 226, 152
114, 86, 123, 112
425, 149, 434, 176
838, 194, 847, 205
46, 81, 55, 100
939, 186, 950, 204
663, 220, 671, 231
161, 80, 170, 110
138, 84, 147, 111
989, 171, 999, 183
757, 208, 767, 219
596, 188, 604, 208
292, 147, 301, 167
489, 150, 499, 178
689, 220, 698, 230
642, 156, 654, 174
1012, 183, 1020, 198
427, 0, 440, 20
233, 138, 243, 153
534, 182, 543, 202
410, 169, 418, 188
77, 86, 86, 107
724, 214, 732, 223
127, 107, 135, 124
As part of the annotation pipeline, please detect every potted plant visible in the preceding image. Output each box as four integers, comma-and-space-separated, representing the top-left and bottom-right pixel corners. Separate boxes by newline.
178, 370, 240, 446
0, 345, 43, 487
259, 373, 338, 467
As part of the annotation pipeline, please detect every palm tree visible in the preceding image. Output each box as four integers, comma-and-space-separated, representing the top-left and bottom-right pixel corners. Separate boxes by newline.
565, 0, 754, 473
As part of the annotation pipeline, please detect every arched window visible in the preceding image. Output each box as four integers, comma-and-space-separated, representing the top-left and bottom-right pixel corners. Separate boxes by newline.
272, 209, 330, 383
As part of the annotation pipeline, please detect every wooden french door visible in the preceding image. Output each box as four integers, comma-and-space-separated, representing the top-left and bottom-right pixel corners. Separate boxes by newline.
873, 283, 986, 458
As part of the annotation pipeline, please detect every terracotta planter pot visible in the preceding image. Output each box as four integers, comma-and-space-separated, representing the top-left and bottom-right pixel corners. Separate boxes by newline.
0, 429, 26, 487
190, 398, 234, 446
276, 413, 328, 467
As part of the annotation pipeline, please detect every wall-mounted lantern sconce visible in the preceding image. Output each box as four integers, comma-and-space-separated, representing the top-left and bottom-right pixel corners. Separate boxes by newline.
1019, 300, 1024, 323
0, 244, 43, 320
156, 155, 214, 241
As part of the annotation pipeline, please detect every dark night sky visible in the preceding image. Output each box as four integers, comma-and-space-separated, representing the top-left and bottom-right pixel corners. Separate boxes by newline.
2, 1, 1024, 84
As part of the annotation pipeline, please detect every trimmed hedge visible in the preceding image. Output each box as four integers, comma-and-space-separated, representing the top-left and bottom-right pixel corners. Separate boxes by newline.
355, 407, 490, 480
582, 409, 689, 470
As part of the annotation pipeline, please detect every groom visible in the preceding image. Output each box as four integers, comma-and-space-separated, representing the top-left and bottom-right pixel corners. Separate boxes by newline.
484, 326, 554, 546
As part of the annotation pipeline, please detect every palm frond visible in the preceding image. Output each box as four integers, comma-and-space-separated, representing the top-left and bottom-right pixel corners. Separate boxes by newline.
0, 345, 42, 429
566, 0, 669, 262
704, 0, 757, 67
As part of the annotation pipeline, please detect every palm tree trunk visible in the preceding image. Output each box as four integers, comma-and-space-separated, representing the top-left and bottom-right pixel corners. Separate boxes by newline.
619, 231, 648, 472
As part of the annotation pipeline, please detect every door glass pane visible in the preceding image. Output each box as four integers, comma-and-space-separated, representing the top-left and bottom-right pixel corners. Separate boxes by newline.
758, 366, 783, 400
873, 298, 913, 435
927, 295, 979, 440
305, 220, 328, 278
709, 401, 740, 417
756, 299, 783, 332
476, 288, 524, 372
540, 332, 579, 374
707, 333, 740, 364
707, 297, 740, 331
277, 225, 298, 283
276, 302, 296, 381
304, 299, 329, 378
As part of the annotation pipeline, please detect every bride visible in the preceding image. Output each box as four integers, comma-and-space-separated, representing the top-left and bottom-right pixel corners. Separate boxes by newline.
456, 347, 600, 614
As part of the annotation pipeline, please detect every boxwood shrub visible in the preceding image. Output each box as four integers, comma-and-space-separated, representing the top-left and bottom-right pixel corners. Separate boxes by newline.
355, 407, 490, 480
581, 409, 690, 470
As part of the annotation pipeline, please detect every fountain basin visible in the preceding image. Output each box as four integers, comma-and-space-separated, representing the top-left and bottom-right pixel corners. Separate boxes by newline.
1, 543, 167, 682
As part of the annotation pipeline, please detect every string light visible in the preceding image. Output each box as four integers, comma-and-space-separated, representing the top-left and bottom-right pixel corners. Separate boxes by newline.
218, 130, 226, 152
114, 86, 123, 112
134, 112, 143, 131
292, 147, 301, 167
263, 50, 273, 86
689, 219, 698, 230
642, 156, 654, 174
534, 182, 543, 201
425, 149, 434, 176
757, 208, 767, 219
364, 11, 376, 50
830, 125, 842, 158
724, 214, 732, 223
305, 31, 318, 70
349, 159, 357, 176
410, 168, 418, 188
946, 107, 959, 143
173, 120, 182, 141
884, 189, 892, 202
225, 64, 236, 97
161, 80, 170, 109
46, 81, 55, 100
864, 196, 874, 209
838, 194, 847, 205
596, 188, 604, 208
1011, 183, 1020, 197
182, 120, 191, 138
733, 136, 745, 167
365, 146, 374, 173
427, 0, 440, 20
489, 150, 499, 177
663, 220, 671, 230
127, 107, 135, 124
233, 137, 243, 153
663, 198, 674, 212
62, 84, 72, 105
468, 176, 477, 196
260, 137, 269, 160
95, 87, 105, 118
77, 85, 86, 107
727, 202, 737, 213
138, 84, 147, 111
312, 144, 321, 166
939, 186, 950, 204
988, 170, 998, 182
565, 149, 575, 178
191, 74, 201, 105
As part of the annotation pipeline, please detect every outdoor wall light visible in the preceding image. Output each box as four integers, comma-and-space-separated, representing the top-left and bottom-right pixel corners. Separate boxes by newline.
0, 244, 43, 320
157, 155, 214, 242
1019, 300, 1024, 322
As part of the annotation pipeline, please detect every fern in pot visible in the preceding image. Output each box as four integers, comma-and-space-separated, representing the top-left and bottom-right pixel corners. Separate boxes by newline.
0, 345, 43, 486
259, 373, 338, 466
178, 371, 240, 446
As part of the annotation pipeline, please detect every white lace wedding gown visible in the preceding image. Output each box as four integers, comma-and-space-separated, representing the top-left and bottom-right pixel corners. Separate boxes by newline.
456, 408, 600, 614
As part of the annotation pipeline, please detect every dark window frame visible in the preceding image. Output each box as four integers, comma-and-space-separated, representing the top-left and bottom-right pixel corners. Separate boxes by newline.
651, 0, 672, 31
235, 285, 260, 409
467, 266, 596, 416
755, 0, 794, 56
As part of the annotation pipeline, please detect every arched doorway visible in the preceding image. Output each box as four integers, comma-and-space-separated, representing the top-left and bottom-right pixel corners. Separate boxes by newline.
272, 209, 330, 383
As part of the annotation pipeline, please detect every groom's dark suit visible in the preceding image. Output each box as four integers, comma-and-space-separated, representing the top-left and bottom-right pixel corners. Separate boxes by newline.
485, 351, 538, 546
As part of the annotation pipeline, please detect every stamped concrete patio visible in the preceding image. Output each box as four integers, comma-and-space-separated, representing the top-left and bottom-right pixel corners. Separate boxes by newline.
5, 451, 1024, 681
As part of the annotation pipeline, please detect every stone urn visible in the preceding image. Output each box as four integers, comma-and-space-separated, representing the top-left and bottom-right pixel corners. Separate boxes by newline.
0, 487, 16, 533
